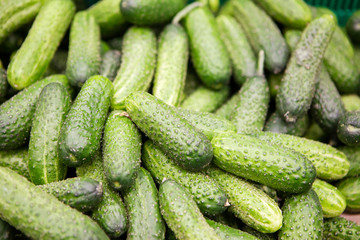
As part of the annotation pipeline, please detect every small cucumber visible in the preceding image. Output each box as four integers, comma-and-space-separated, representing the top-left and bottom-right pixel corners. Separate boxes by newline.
125, 92, 213, 171
342, 94, 360, 112
142, 140, 228, 216
0, 149, 29, 180
124, 168, 166, 240
159, 179, 221, 240
206, 219, 260, 240
100, 50, 121, 81
0, 68, 8, 103
112, 27, 157, 110
337, 111, 360, 147
0, 219, 15, 240
268, 73, 282, 99
58, 75, 113, 167
206, 167, 282, 233
211, 132, 316, 193
337, 177, 360, 212
324, 217, 360, 240
7, 0, 75, 90
102, 110, 142, 191
338, 146, 360, 177
215, 90, 241, 120
264, 112, 309, 137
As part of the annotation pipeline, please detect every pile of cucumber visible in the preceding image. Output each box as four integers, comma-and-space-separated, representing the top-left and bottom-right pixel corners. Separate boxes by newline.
1, 0, 360, 239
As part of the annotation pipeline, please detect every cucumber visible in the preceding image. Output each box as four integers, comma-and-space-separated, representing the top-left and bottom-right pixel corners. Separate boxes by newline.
181, 69, 201, 102
208, 211, 240, 229
347, 10, 360, 43
39, 177, 103, 212
241, 225, 276, 240
264, 112, 309, 137
215, 90, 241, 120
324, 217, 360, 240
88, 0, 126, 38
342, 94, 360, 112
66, 11, 101, 89
252, 183, 279, 203
278, 189, 323, 240
0, 167, 109, 239
7, 0, 75, 90
254, 132, 350, 181
124, 168, 165, 240
338, 146, 360, 177
206, 219, 260, 240
0, 68, 8, 104
312, 179, 346, 218
100, 41, 111, 55
58, 75, 113, 167
112, 27, 156, 110
120, 0, 185, 26
153, 24, 188, 107
304, 122, 328, 142
216, 15, 256, 86
0, 74, 71, 150
102, 110, 142, 191
354, 45, 360, 73
211, 132, 316, 193
206, 167, 282, 233
268, 73, 282, 99
142, 140, 228, 216
100, 50, 121, 81
181, 86, 230, 113
284, 28, 301, 52
184, 6, 231, 89
310, 6, 338, 24
0, 149, 29, 180
0, 219, 15, 240
159, 179, 221, 240
337, 177, 360, 212
338, 111, 360, 147
125, 92, 213, 171
276, 15, 335, 123
232, 0, 289, 74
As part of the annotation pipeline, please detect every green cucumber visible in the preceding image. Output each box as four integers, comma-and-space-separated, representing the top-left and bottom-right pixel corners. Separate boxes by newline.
342, 94, 360, 112
112, 27, 157, 110
206, 167, 282, 233
159, 179, 221, 240
0, 68, 8, 104
199, 0, 220, 13
268, 73, 282, 99
124, 168, 165, 240
278, 189, 323, 240
206, 219, 260, 240
241, 225, 276, 240
214, 90, 241, 120
0, 149, 29, 180
100, 50, 121, 81
324, 217, 360, 240
0, 74, 71, 150
347, 10, 360, 43
254, 132, 350, 181
310, 6, 338, 24
153, 24, 188, 106
103, 110, 142, 191
125, 92, 213, 171
284, 29, 301, 51
184, 6, 231, 89
338, 146, 360, 177
218, 0, 233, 16
0, 167, 109, 239
142, 140, 228, 216
337, 111, 360, 147
100, 41, 111, 56
312, 179, 346, 218
0, 219, 15, 240
66, 11, 101, 89
304, 122, 328, 142
58, 75, 113, 167
7, 0, 75, 90
354, 45, 360, 73
337, 177, 360, 212
211, 132, 316, 193
264, 112, 309, 137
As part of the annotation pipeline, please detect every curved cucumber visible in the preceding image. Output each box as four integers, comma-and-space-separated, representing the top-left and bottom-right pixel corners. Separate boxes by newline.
100, 50, 121, 82
342, 94, 360, 112
338, 146, 360, 177
337, 177, 360, 212
206, 219, 260, 240
337, 111, 360, 147
324, 217, 360, 240
264, 112, 309, 137
0, 149, 29, 180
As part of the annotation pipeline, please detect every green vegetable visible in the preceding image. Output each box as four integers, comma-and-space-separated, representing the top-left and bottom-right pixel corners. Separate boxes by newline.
206, 219, 260, 240
0, 68, 8, 104
338, 146, 360, 177
215, 90, 241, 120
241, 225, 276, 240
342, 94, 360, 112
337, 177, 360, 212
0, 148, 29, 179
268, 73, 282, 99
347, 10, 360, 43
338, 111, 360, 147
100, 50, 121, 82
264, 112, 309, 136
324, 217, 360, 240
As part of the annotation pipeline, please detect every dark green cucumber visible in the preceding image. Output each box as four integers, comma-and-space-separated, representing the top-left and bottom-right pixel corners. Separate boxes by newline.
181, 86, 230, 113
66, 11, 101, 89
159, 179, 221, 240
312, 179, 346, 218
125, 92, 213, 171
342, 94, 360, 112
338, 146, 360, 177
215, 90, 241, 120
206, 167, 282, 233
337, 111, 360, 147
142, 140, 228, 216
184, 6, 231, 89
241, 225, 276, 240
347, 10, 360, 43
58, 75, 112, 167
7, 0, 75, 90
0, 167, 109, 239
264, 112, 309, 137
337, 177, 360, 212
276, 15, 335, 123
102, 110, 142, 191
124, 168, 165, 240
100, 50, 121, 81
108, 37, 122, 51
0, 218, 15, 240
254, 132, 350, 181
0, 149, 29, 179
39, 177, 103, 212
211, 132, 316, 193
112, 27, 156, 110
216, 14, 256, 86
324, 217, 360, 240
206, 219, 260, 240
232, 0, 289, 73
0, 68, 8, 103
268, 73, 282, 99
0, 74, 71, 150
153, 24, 188, 107
278, 189, 323, 240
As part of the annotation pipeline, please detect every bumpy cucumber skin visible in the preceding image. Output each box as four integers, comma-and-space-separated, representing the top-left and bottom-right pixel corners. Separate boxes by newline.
7, 0, 75, 90
215, 90, 241, 120
112, 27, 157, 110
66, 11, 101, 89
0, 74, 71, 150
0, 167, 109, 239
0, 68, 8, 103
142, 141, 228, 216
0, 149, 29, 180
231, 76, 270, 134
0, 218, 14, 240
124, 168, 165, 240
338, 146, 360, 177
216, 15, 256, 86
125, 92, 213, 171
206, 167, 282, 233
337, 111, 360, 147
206, 219, 260, 240
159, 180, 221, 240
276, 15, 335, 123
120, 0, 185, 26
264, 112, 309, 137
342, 94, 360, 112
39, 177, 103, 212
324, 217, 360, 240
312, 179, 346, 218
232, 0, 289, 74
181, 86, 230, 113
184, 6, 231, 90
103, 110, 141, 191
279, 189, 323, 240
100, 50, 121, 82
337, 177, 360, 212
211, 133, 316, 193
255, 132, 349, 181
